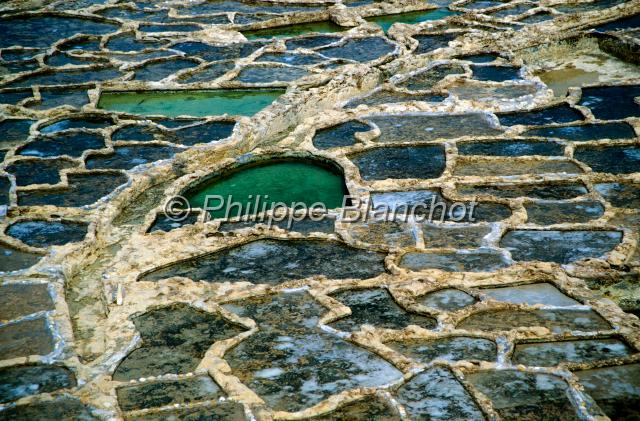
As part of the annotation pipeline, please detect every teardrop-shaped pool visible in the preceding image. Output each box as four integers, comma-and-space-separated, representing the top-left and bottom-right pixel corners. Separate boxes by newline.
185, 159, 349, 219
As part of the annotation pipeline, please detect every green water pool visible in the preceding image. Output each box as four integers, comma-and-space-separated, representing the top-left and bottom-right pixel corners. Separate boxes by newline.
185, 160, 349, 219
366, 9, 457, 32
242, 21, 344, 40
97, 89, 285, 117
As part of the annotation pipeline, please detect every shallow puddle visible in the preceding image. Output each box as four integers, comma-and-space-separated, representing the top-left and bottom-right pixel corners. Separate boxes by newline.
185, 160, 348, 219
0, 176, 10, 206
179, 61, 236, 84
457, 308, 610, 333
413, 33, 459, 54
85, 145, 180, 170
457, 182, 588, 200
286, 34, 342, 50
594, 182, 640, 209
578, 84, 640, 120
537, 67, 601, 97
219, 214, 334, 235
398, 63, 465, 91
133, 58, 200, 82
0, 396, 96, 421
98, 89, 285, 117
481, 283, 580, 306
147, 212, 199, 233
116, 375, 223, 411
400, 250, 510, 272
370, 190, 511, 222
243, 21, 344, 39
139, 239, 387, 284
500, 230, 622, 263
167, 121, 236, 146
312, 121, 371, 149
346, 219, 416, 248
471, 65, 521, 82
457, 139, 564, 157
0, 242, 43, 272
467, 370, 580, 420
513, 338, 634, 366
310, 395, 400, 420
449, 81, 540, 101
317, 37, 396, 62
6, 159, 76, 186
17, 172, 129, 208
113, 304, 246, 380
329, 288, 436, 331
575, 363, 640, 420
388, 336, 496, 363
523, 122, 636, 141
0, 364, 76, 404
418, 288, 477, 311
0, 15, 117, 48
421, 224, 491, 248
257, 52, 325, 65
345, 90, 447, 108
497, 104, 584, 126
454, 158, 583, 177
6, 220, 88, 248
349, 145, 446, 180
523, 37, 640, 97
1, 0, 638, 416
396, 367, 485, 420
223, 291, 403, 412
125, 402, 245, 420
524, 200, 605, 224
366, 9, 457, 32
39, 115, 114, 134
365, 113, 502, 142
18, 132, 105, 158
0, 317, 54, 360
0, 283, 53, 321
574, 145, 640, 174
7, 67, 122, 88
236, 65, 310, 83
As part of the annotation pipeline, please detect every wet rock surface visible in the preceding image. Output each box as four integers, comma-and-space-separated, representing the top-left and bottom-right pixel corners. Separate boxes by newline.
223, 291, 402, 412
116, 375, 224, 411
0, 317, 55, 360
329, 288, 436, 331
0, 396, 97, 421
418, 288, 477, 311
113, 304, 246, 381
396, 367, 485, 420
0, 0, 639, 419
481, 283, 580, 306
513, 338, 634, 366
0, 364, 76, 403
349, 145, 446, 180
457, 308, 611, 333
574, 363, 640, 420
0, 283, 53, 320
500, 230, 623, 264
467, 370, 581, 420
6, 220, 89, 248
139, 239, 387, 284
388, 336, 497, 363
